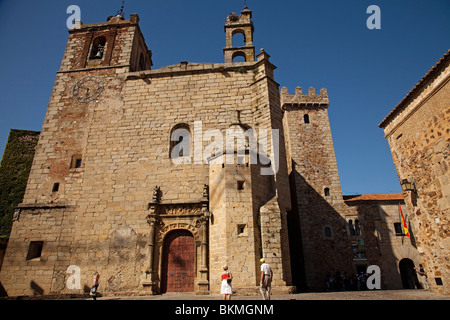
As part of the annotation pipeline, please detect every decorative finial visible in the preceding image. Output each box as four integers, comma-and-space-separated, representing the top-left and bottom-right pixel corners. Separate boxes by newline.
117, 0, 125, 17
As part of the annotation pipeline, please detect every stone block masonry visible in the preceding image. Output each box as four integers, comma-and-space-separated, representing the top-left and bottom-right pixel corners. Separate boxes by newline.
1, 7, 429, 298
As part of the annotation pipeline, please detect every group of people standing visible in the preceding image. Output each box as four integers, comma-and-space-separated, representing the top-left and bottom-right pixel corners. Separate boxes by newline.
221, 258, 273, 300
325, 271, 369, 291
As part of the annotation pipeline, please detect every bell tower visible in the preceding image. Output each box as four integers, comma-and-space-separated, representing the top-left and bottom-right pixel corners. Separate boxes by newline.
223, 6, 255, 63
60, 13, 152, 73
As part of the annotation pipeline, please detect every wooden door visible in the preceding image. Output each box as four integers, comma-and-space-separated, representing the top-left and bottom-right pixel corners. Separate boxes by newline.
161, 230, 195, 293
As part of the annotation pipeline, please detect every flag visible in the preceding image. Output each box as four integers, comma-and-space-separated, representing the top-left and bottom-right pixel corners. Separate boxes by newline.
399, 204, 410, 237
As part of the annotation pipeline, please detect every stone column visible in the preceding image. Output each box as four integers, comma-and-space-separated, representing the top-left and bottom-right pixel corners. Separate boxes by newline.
196, 185, 210, 294
141, 186, 161, 293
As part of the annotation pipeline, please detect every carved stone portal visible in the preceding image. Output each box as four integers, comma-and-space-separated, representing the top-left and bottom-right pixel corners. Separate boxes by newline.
142, 199, 210, 295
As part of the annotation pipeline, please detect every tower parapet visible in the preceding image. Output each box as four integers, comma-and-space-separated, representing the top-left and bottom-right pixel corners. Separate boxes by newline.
280, 87, 329, 109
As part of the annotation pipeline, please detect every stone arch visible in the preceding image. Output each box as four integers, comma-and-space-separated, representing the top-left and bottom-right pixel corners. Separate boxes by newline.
399, 258, 419, 289
90, 36, 106, 59
157, 222, 200, 243
231, 29, 246, 47
232, 51, 247, 63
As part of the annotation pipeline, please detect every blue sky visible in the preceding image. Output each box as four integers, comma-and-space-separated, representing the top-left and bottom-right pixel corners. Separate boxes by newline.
0, 0, 449, 195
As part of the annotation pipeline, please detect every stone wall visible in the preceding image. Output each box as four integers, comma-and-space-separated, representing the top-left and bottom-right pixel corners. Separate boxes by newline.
345, 196, 420, 290
380, 50, 450, 294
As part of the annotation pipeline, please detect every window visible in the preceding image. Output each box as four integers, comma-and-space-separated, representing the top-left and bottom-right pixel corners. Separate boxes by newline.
324, 226, 332, 238
237, 181, 244, 191
352, 239, 366, 260
232, 30, 246, 47
52, 183, 60, 193
349, 220, 356, 236
394, 222, 403, 235
70, 154, 82, 169
324, 188, 330, 197
232, 51, 246, 63
304, 114, 310, 124
354, 219, 361, 236
170, 124, 191, 162
348, 219, 362, 236
237, 224, 246, 235
26, 241, 43, 260
90, 36, 106, 59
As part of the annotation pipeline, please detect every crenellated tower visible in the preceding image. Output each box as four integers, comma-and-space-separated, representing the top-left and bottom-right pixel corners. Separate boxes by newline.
282, 86, 351, 290
282, 86, 343, 204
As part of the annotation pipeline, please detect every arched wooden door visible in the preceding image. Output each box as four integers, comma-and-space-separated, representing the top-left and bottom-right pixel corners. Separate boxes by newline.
161, 230, 195, 293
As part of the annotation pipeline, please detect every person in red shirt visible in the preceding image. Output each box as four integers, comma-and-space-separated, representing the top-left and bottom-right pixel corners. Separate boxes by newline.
221, 265, 233, 300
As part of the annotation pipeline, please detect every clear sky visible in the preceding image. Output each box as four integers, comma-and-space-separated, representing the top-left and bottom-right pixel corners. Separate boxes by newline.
0, 0, 449, 195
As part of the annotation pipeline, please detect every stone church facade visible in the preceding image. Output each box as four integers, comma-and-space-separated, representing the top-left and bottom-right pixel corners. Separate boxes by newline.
0, 7, 424, 296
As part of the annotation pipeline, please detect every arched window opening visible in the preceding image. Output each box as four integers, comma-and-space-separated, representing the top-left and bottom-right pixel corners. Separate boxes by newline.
324, 188, 330, 197
90, 36, 106, 59
232, 30, 246, 47
232, 51, 247, 63
170, 124, 191, 163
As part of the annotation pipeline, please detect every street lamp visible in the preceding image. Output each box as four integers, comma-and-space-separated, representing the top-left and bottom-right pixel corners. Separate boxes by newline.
400, 179, 415, 192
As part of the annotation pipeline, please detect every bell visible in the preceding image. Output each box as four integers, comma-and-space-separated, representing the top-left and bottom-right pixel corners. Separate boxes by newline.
94, 50, 103, 59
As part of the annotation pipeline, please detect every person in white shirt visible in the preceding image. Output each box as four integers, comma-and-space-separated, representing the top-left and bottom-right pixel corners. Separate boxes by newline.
260, 258, 273, 300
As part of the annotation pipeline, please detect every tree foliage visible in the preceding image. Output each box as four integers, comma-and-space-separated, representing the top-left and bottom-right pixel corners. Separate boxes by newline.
0, 130, 39, 240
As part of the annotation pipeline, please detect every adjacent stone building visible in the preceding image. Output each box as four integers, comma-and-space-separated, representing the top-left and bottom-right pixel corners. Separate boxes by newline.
380, 49, 450, 294
0, 7, 427, 296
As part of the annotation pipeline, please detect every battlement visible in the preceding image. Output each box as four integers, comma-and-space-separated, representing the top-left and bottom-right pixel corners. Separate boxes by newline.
280, 87, 329, 108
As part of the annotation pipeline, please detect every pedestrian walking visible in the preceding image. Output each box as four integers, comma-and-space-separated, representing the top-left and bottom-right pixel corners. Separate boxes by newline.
221, 265, 232, 300
415, 264, 429, 290
260, 258, 273, 300
90, 272, 100, 300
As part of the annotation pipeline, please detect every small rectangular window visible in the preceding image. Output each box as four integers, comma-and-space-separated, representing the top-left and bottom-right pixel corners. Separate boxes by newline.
304, 114, 310, 124
394, 223, 403, 235
52, 183, 60, 192
70, 154, 83, 169
26, 241, 43, 260
237, 181, 244, 191
237, 224, 246, 235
